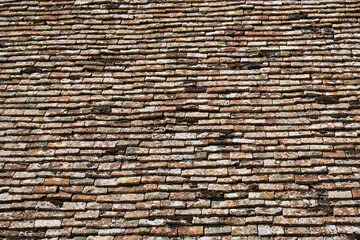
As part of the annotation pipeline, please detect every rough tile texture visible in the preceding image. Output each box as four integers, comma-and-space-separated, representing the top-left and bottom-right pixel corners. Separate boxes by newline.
0, 0, 360, 239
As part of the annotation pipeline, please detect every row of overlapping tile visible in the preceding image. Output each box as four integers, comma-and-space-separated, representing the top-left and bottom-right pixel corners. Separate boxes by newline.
0, 0, 360, 239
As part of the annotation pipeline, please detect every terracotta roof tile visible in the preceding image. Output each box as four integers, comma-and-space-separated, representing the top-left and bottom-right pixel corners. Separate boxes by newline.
1, 0, 360, 238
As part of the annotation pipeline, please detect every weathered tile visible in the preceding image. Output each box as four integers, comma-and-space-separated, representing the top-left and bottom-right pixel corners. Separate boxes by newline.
1, 0, 360, 238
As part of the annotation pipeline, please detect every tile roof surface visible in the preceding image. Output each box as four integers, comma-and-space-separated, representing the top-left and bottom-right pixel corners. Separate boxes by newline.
1, 0, 360, 239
